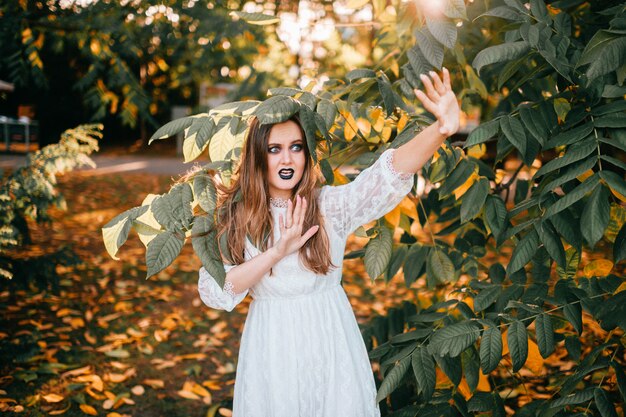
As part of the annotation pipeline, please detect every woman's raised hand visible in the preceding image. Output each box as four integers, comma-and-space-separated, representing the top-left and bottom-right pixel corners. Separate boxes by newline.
274, 195, 320, 259
414, 67, 460, 137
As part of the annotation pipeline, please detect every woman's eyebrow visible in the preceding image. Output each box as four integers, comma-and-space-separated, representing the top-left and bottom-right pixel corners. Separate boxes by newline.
267, 139, 303, 146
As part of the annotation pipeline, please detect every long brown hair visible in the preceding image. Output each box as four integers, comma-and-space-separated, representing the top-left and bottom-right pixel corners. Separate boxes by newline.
215, 115, 336, 275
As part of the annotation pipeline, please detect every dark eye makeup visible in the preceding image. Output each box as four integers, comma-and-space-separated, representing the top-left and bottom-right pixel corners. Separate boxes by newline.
268, 142, 303, 153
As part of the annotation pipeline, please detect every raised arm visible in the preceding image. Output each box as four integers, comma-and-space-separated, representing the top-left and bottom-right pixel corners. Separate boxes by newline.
393, 67, 460, 174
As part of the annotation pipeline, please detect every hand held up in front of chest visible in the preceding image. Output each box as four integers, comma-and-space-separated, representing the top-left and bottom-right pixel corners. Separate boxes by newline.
273, 195, 319, 259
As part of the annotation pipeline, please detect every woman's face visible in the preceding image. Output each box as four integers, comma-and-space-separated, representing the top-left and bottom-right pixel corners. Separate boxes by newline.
266, 120, 306, 199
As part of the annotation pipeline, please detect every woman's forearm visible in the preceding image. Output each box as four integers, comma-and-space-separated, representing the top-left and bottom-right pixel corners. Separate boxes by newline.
226, 246, 283, 294
393, 121, 448, 174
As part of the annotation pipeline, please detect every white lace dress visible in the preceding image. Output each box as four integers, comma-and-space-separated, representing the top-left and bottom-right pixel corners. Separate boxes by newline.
198, 148, 414, 417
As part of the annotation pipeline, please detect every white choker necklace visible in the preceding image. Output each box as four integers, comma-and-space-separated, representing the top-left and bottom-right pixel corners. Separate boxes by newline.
269, 197, 289, 208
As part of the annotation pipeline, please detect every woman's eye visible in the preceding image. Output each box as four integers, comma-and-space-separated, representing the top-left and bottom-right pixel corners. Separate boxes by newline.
291, 144, 303, 151
268, 147, 279, 153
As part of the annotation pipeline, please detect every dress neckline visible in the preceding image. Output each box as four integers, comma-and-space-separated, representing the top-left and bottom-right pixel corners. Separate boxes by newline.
269, 197, 290, 209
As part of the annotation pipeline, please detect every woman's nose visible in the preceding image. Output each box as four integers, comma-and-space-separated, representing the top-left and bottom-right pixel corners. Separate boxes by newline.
280, 149, 292, 163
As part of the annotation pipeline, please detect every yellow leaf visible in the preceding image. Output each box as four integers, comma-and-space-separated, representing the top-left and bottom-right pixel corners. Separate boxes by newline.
357, 117, 371, 137
80, 404, 98, 415
131, 385, 145, 395
340, 111, 357, 141
218, 409, 233, 417
191, 382, 211, 398
142, 379, 165, 389
605, 204, 626, 242
583, 259, 614, 278
389, 59, 400, 77
467, 144, 486, 159
43, 394, 65, 403
457, 378, 472, 400
332, 170, 349, 185
384, 205, 401, 228
398, 196, 418, 220
608, 186, 626, 204
90, 39, 101, 55
577, 169, 594, 183
107, 373, 128, 383
177, 390, 201, 400
525, 339, 544, 374
476, 370, 491, 391
381, 126, 392, 143
371, 108, 385, 132
453, 171, 480, 200
397, 113, 408, 133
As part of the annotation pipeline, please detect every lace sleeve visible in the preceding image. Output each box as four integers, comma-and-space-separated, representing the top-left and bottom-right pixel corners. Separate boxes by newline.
198, 265, 248, 312
320, 148, 414, 239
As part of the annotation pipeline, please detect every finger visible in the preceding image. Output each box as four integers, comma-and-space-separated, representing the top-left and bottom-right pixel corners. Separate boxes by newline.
286, 199, 293, 228
300, 225, 320, 244
430, 70, 445, 95
293, 195, 302, 226
415, 89, 438, 115
442, 67, 451, 90
299, 196, 308, 226
419, 73, 439, 102
279, 214, 285, 231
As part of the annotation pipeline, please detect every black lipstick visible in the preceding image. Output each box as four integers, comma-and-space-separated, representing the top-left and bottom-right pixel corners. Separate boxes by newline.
279, 169, 294, 180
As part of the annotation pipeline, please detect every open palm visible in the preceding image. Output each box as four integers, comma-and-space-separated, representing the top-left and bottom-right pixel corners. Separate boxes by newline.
414, 68, 460, 137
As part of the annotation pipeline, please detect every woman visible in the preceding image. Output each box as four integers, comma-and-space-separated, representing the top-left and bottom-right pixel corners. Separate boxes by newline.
198, 69, 460, 416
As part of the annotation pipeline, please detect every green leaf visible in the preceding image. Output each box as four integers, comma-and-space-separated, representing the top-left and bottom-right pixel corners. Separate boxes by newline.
193, 175, 217, 214
316, 99, 337, 131
346, 68, 376, 82
480, 323, 503, 373
428, 322, 481, 357
376, 356, 412, 402
152, 183, 194, 231
191, 117, 216, 153
412, 346, 436, 401
556, 247, 581, 279
550, 388, 595, 408
435, 354, 462, 386
404, 243, 428, 285
541, 157, 596, 194
365, 227, 393, 280
535, 220, 566, 268
478, 6, 521, 21
594, 115, 626, 128
299, 105, 319, 163
407, 46, 432, 82
444, 0, 467, 20
254, 96, 300, 124
461, 178, 489, 223
385, 245, 408, 282
545, 123, 593, 149
377, 75, 397, 117
230, 11, 280, 25
534, 139, 596, 179
598, 136, 626, 153
426, 19, 457, 48
500, 116, 526, 158
428, 248, 455, 285
507, 229, 539, 274
465, 119, 500, 147
519, 105, 549, 145
507, 320, 528, 372
415, 28, 445, 68
545, 173, 600, 218
484, 195, 507, 240
612, 361, 626, 403
146, 231, 184, 278
462, 347, 480, 393
578, 30, 617, 67
581, 185, 610, 248
472, 41, 530, 75
594, 388, 619, 417
191, 216, 226, 287
535, 313, 555, 358
586, 37, 626, 82
474, 285, 501, 312
438, 159, 476, 197
614, 224, 626, 263
102, 206, 149, 260
149, 117, 193, 144
600, 171, 626, 199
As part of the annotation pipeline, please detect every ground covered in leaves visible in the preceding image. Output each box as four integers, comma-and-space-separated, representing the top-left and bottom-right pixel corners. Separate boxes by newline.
0, 169, 417, 416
